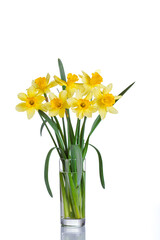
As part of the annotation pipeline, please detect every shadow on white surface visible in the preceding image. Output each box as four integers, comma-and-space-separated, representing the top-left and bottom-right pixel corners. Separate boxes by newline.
61, 226, 85, 240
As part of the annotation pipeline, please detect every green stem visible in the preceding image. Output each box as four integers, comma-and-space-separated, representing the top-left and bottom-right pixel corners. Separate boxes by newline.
53, 116, 65, 142
60, 173, 70, 218
80, 117, 87, 149
62, 118, 68, 155
67, 173, 81, 219
75, 119, 81, 144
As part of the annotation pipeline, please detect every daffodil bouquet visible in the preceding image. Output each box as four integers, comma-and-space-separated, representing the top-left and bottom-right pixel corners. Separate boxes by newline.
16, 59, 134, 226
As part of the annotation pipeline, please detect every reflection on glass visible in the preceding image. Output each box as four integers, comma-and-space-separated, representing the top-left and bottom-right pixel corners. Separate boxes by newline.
61, 226, 86, 240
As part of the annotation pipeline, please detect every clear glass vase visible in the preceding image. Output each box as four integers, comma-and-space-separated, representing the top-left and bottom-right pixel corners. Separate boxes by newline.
59, 159, 86, 227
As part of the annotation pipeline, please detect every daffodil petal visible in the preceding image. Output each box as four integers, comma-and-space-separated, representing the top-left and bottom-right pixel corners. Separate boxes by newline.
32, 80, 37, 88
54, 76, 67, 86
18, 93, 27, 101
36, 96, 45, 103
48, 81, 58, 88
27, 86, 37, 97
76, 90, 83, 99
85, 92, 92, 101
16, 103, 27, 112
46, 73, 50, 84
27, 108, 35, 119
84, 110, 92, 118
108, 106, 118, 114
67, 98, 77, 107
103, 83, 113, 94
49, 92, 57, 100
99, 108, 107, 119
49, 109, 59, 117
59, 90, 67, 102
115, 95, 122, 100
59, 109, 65, 118
94, 88, 101, 98
81, 71, 90, 80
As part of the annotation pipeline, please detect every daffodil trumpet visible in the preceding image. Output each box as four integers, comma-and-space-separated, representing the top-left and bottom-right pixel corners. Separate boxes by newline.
16, 59, 135, 226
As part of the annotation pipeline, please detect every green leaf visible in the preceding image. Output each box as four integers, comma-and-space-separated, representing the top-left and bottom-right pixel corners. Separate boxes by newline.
58, 58, 67, 82
82, 82, 135, 159
58, 58, 75, 145
89, 144, 105, 189
67, 116, 75, 145
116, 81, 135, 102
38, 110, 66, 155
82, 115, 101, 159
40, 120, 47, 136
80, 117, 87, 149
44, 147, 55, 197
62, 118, 68, 153
71, 145, 83, 187
74, 119, 81, 144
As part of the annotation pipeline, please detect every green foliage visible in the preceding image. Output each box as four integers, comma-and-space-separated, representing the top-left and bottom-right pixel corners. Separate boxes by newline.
38, 59, 135, 199
89, 144, 105, 189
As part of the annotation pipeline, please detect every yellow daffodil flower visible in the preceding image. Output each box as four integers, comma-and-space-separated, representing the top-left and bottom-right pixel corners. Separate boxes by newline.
16, 87, 46, 119
94, 83, 121, 119
79, 71, 104, 95
54, 73, 83, 97
45, 90, 69, 118
67, 91, 97, 119
32, 73, 57, 94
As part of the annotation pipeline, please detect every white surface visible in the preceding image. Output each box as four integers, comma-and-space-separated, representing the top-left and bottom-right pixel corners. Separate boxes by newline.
0, 0, 160, 239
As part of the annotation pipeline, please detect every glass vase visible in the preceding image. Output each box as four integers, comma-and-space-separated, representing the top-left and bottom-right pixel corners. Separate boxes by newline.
59, 158, 86, 227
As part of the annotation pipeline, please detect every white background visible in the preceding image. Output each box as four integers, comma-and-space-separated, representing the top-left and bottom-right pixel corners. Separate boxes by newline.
0, 0, 160, 239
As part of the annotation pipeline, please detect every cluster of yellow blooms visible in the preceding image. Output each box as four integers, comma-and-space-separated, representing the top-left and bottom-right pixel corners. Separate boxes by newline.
16, 71, 121, 120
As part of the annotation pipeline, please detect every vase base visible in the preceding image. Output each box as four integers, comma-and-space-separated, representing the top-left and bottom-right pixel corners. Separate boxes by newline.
61, 218, 85, 227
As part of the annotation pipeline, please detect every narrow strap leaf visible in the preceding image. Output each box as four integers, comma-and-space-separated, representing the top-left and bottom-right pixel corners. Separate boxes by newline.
53, 116, 64, 142
39, 112, 59, 150
117, 81, 135, 99
40, 120, 47, 136
82, 115, 101, 159
71, 145, 83, 187
80, 117, 87, 149
74, 119, 81, 144
44, 147, 55, 197
89, 144, 105, 189
58, 58, 67, 82
38, 110, 66, 156
62, 118, 68, 153
82, 82, 135, 159
58, 59, 75, 144
66, 115, 75, 145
